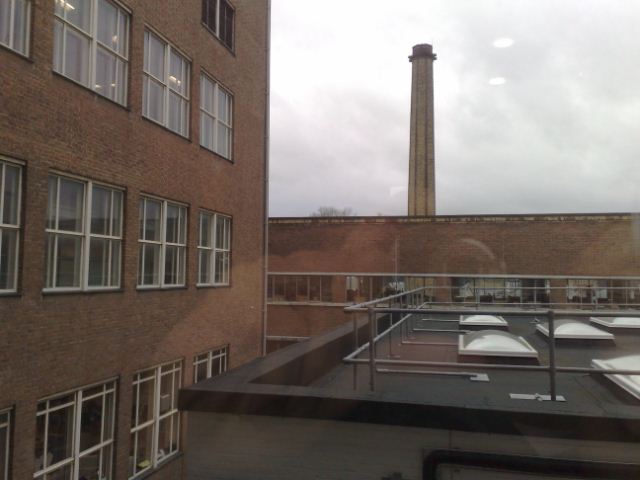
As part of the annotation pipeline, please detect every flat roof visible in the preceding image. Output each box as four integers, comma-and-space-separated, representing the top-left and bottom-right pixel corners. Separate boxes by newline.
179, 312, 640, 443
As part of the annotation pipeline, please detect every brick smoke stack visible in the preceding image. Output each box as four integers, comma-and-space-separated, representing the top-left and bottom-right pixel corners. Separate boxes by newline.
408, 43, 436, 216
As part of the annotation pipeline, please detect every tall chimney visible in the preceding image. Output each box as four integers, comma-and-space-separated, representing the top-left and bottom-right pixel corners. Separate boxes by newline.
408, 43, 437, 216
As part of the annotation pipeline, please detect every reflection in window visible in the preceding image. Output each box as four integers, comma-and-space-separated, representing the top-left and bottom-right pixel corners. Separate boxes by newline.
130, 361, 181, 478
53, 0, 129, 105
34, 381, 116, 480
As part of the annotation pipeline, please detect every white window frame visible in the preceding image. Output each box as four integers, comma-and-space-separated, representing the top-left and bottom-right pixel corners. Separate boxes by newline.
0, 157, 22, 294
142, 28, 190, 137
193, 345, 228, 383
53, 0, 130, 105
44, 173, 124, 292
0, 408, 10, 480
130, 360, 181, 479
138, 196, 187, 289
199, 73, 233, 159
197, 211, 231, 287
34, 379, 117, 480
0, 0, 30, 55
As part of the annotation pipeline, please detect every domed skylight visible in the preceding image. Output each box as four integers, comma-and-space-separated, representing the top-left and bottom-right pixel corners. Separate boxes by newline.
459, 330, 538, 358
590, 317, 640, 329
460, 315, 508, 326
536, 320, 614, 340
592, 355, 640, 400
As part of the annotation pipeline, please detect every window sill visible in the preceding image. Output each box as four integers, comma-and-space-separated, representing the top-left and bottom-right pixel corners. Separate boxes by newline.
131, 451, 183, 480
136, 285, 188, 292
196, 283, 231, 289
199, 144, 234, 164
42, 288, 123, 296
200, 22, 236, 56
0, 43, 32, 62
141, 116, 191, 143
51, 70, 131, 112
0, 291, 20, 298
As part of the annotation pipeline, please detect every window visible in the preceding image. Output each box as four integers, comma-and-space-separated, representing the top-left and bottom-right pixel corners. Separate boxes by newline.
200, 74, 233, 159
0, 0, 30, 55
267, 275, 333, 303
193, 345, 228, 383
130, 361, 181, 478
143, 30, 190, 136
53, 0, 129, 105
197, 211, 230, 286
138, 197, 187, 288
0, 159, 21, 293
34, 380, 116, 480
45, 175, 123, 290
0, 408, 10, 480
201, 0, 234, 50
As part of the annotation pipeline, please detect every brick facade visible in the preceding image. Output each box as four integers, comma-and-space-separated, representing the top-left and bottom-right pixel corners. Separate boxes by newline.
0, 1, 269, 479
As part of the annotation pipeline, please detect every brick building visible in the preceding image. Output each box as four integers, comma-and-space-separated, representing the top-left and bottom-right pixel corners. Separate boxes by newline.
267, 214, 640, 344
0, 0, 269, 479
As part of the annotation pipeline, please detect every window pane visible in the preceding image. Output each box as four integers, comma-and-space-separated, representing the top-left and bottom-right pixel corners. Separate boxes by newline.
145, 31, 165, 79
12, 0, 29, 55
143, 76, 164, 123
65, 0, 92, 32
135, 376, 155, 426
56, 235, 83, 287
201, 76, 214, 113
95, 47, 118, 101
142, 199, 161, 241
169, 50, 187, 96
0, 229, 18, 290
200, 113, 214, 150
53, 19, 64, 73
168, 91, 183, 134
156, 416, 172, 461
47, 404, 75, 465
64, 27, 90, 85
198, 249, 211, 284
0, 423, 7, 480
90, 186, 111, 235
117, 8, 127, 56
199, 213, 211, 247
203, 0, 217, 31
79, 449, 104, 480
217, 123, 230, 158
159, 373, 173, 415
87, 237, 109, 287
0, 0, 9, 46
99, 442, 113, 480
164, 245, 184, 285
217, 89, 230, 123
194, 361, 208, 382
165, 204, 180, 243
139, 243, 160, 286
111, 190, 122, 236
2, 163, 20, 225
110, 240, 121, 287
214, 251, 229, 284
220, 0, 234, 48
132, 426, 153, 475
97, 0, 117, 48
58, 178, 85, 232
80, 394, 103, 453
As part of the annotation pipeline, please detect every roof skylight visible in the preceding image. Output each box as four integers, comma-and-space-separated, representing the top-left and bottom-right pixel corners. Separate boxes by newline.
592, 355, 640, 400
460, 314, 508, 326
536, 320, 614, 340
590, 317, 640, 329
459, 330, 538, 358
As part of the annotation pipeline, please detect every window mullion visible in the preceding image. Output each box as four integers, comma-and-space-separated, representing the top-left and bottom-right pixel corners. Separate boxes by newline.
90, 0, 98, 90
8, 0, 15, 50
213, 83, 218, 151
164, 45, 170, 126
73, 391, 82, 479
152, 368, 161, 468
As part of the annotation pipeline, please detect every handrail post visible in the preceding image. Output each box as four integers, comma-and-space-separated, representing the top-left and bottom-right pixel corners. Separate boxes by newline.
368, 307, 376, 391
548, 309, 557, 401
352, 315, 358, 389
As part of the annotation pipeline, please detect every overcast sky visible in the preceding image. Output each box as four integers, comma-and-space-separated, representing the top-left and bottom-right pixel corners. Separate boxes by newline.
268, 0, 640, 217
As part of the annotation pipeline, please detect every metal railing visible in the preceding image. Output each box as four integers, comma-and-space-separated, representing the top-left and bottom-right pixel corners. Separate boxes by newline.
343, 286, 640, 400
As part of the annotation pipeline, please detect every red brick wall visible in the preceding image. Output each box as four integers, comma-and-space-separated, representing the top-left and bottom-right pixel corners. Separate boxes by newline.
0, 1, 269, 479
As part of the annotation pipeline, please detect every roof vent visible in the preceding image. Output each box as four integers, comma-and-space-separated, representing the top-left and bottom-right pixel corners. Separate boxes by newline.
536, 320, 614, 340
460, 314, 508, 327
590, 317, 640, 329
592, 355, 640, 400
459, 330, 538, 358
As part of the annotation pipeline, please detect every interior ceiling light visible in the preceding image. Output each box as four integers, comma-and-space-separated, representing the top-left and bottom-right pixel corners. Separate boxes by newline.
592, 355, 640, 400
489, 77, 506, 86
459, 330, 538, 358
590, 317, 640, 329
493, 37, 514, 48
536, 320, 614, 340
460, 315, 508, 326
